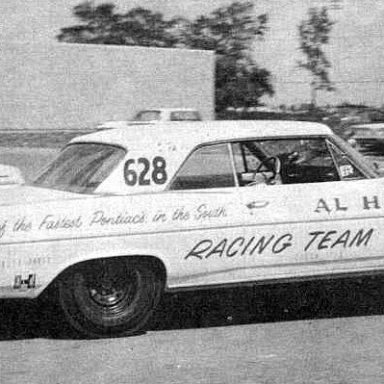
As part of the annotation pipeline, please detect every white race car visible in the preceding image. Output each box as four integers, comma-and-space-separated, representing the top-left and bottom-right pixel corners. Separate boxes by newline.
0, 120, 382, 337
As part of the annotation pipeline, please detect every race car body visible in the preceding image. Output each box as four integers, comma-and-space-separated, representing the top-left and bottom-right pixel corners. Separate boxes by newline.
0, 120, 382, 337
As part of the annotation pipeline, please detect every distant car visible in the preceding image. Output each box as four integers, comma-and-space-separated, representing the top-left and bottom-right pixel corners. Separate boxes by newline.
323, 105, 384, 134
0, 120, 383, 338
97, 108, 202, 129
323, 106, 384, 166
344, 122, 384, 154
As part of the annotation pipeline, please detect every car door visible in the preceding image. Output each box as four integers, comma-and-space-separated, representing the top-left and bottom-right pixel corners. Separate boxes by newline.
231, 135, 384, 283
164, 135, 384, 290
164, 142, 248, 289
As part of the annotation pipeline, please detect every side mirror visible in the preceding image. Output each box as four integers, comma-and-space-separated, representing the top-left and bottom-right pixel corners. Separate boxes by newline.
0, 165, 24, 186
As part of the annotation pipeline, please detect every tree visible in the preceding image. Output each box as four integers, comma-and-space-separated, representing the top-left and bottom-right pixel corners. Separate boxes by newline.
298, 7, 335, 107
179, 2, 268, 58
57, 1, 274, 113
57, 3, 177, 47
176, 2, 273, 112
215, 56, 273, 112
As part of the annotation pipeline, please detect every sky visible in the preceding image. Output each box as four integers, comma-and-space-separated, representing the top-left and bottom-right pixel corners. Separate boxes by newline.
0, 0, 383, 107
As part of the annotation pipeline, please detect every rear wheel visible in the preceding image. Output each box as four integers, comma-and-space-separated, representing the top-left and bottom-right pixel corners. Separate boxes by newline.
57, 258, 163, 338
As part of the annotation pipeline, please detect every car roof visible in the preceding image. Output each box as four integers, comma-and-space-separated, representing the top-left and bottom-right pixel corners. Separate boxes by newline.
71, 120, 333, 153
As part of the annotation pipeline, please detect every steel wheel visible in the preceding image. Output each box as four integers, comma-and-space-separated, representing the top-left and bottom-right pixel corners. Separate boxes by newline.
57, 258, 163, 338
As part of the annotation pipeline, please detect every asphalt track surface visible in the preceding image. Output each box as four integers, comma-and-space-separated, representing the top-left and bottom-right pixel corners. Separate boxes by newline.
2, 277, 384, 383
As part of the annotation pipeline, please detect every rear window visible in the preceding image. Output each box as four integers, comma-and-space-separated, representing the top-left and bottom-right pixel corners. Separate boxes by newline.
33, 143, 125, 193
134, 111, 161, 121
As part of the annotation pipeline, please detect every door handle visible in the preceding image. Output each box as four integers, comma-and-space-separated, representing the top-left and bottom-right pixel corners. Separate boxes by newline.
246, 201, 269, 209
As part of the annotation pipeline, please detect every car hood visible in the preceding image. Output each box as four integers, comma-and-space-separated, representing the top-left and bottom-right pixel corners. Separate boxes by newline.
0, 185, 92, 207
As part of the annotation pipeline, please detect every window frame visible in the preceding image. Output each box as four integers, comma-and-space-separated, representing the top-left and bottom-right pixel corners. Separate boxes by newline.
326, 139, 366, 181
167, 141, 237, 191
327, 135, 377, 178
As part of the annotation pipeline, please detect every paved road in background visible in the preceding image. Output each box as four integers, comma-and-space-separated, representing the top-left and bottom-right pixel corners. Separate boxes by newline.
1, 277, 384, 384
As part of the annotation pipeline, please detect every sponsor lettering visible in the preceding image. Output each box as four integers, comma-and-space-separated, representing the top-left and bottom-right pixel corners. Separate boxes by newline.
172, 207, 190, 221
89, 210, 146, 226
172, 204, 227, 222
194, 204, 227, 220
185, 228, 375, 260
315, 198, 348, 213
314, 195, 384, 213
185, 233, 293, 260
304, 228, 374, 251
0, 202, 228, 241
39, 215, 83, 230
362, 195, 380, 210
0, 221, 7, 239
0, 257, 51, 269
13, 216, 32, 232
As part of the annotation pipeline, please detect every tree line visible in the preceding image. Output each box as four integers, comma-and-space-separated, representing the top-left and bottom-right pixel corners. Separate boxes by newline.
57, 2, 334, 112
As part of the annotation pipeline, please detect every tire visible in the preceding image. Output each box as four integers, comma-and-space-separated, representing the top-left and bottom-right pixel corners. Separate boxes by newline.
57, 258, 164, 338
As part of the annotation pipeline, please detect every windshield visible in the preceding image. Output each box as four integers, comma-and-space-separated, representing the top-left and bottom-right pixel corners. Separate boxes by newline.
331, 135, 378, 177
170, 111, 201, 121
33, 143, 126, 193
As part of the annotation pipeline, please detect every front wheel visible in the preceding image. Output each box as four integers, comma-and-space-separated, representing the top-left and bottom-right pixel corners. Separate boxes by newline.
57, 258, 163, 338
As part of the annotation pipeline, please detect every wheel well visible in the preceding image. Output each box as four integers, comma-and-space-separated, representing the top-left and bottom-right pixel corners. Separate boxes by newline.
40, 255, 167, 301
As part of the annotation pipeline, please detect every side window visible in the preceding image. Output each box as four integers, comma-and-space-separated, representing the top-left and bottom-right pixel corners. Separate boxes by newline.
328, 141, 366, 180
170, 143, 235, 190
232, 142, 266, 186
232, 138, 341, 186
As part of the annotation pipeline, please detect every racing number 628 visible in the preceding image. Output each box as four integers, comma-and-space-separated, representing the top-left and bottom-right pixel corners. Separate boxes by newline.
124, 156, 167, 186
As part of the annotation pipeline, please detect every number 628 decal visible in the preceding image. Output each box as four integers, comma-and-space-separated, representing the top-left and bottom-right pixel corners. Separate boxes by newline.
124, 156, 167, 186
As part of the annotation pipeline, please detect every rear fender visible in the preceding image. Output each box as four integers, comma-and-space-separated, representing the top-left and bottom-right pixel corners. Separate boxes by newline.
38, 246, 170, 298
